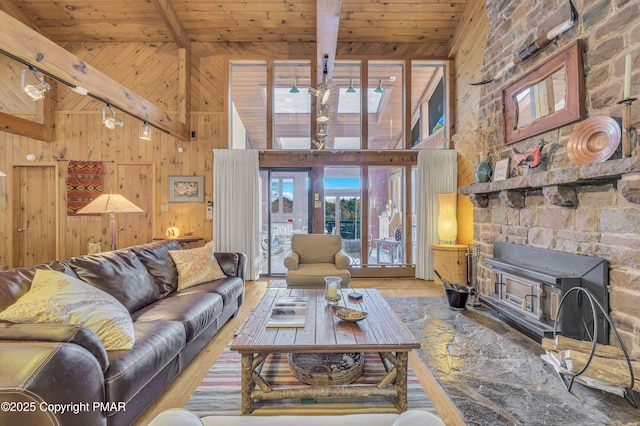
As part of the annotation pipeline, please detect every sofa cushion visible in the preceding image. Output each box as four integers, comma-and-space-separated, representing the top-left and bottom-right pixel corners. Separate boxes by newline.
169, 243, 227, 291
129, 239, 182, 297
0, 270, 135, 350
132, 293, 223, 342
105, 319, 186, 406
177, 276, 244, 305
0, 261, 75, 312
68, 249, 159, 313
291, 234, 343, 264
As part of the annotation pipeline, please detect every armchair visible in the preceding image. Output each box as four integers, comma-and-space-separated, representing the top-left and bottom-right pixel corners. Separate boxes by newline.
284, 234, 351, 288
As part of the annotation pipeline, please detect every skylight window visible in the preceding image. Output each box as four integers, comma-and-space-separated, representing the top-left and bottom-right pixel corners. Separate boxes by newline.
337, 88, 383, 114
274, 87, 311, 114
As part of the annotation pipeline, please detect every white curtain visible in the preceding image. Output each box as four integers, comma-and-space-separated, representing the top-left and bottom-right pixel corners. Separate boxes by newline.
416, 149, 458, 280
213, 150, 260, 280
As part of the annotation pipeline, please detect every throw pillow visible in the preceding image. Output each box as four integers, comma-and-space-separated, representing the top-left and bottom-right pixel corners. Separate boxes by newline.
169, 242, 227, 291
0, 269, 135, 350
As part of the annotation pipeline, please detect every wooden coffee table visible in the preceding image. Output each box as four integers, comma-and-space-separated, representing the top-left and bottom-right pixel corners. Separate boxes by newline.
230, 288, 420, 414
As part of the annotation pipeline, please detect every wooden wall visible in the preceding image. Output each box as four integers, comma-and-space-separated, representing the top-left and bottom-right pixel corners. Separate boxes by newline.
0, 40, 452, 268
450, 0, 489, 246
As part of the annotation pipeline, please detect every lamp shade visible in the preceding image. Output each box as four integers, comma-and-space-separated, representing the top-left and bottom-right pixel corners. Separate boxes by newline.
437, 192, 457, 242
0, 171, 6, 177
77, 193, 143, 214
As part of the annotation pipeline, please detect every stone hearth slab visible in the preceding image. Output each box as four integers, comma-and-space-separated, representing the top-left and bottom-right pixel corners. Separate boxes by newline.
387, 297, 640, 425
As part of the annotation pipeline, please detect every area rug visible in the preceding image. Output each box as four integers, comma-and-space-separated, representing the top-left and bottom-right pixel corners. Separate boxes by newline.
266, 280, 287, 289
185, 344, 435, 417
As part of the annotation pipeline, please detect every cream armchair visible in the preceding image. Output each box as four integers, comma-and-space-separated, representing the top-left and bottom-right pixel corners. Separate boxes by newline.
284, 234, 351, 288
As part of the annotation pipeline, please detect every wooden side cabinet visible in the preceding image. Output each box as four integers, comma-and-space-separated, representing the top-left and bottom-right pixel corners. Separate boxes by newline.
432, 244, 468, 286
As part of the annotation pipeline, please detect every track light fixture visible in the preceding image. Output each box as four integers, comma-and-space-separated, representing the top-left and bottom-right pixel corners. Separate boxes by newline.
374, 79, 384, 94
308, 86, 330, 105
317, 104, 330, 123
21, 67, 50, 102
140, 122, 152, 140
102, 104, 124, 129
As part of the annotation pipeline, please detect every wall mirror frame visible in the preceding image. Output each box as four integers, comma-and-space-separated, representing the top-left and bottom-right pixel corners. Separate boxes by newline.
503, 39, 585, 145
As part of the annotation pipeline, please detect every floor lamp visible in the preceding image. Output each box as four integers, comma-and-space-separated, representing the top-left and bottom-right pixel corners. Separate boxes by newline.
77, 193, 144, 251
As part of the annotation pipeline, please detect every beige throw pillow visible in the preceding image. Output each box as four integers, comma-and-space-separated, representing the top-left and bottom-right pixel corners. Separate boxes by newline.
0, 269, 135, 350
169, 242, 227, 291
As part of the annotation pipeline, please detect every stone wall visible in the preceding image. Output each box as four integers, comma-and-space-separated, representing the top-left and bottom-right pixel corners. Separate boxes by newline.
470, 0, 640, 357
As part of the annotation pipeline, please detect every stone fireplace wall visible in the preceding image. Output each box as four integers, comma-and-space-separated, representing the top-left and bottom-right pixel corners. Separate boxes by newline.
467, 0, 640, 357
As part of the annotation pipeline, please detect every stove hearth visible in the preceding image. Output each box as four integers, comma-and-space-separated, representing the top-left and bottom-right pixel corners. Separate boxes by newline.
481, 242, 609, 344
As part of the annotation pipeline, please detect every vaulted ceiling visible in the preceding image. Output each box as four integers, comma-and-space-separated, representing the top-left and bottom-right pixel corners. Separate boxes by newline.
2, 0, 470, 49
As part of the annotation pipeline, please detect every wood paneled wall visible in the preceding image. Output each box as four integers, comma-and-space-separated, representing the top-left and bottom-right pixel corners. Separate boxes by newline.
0, 40, 457, 267
451, 1, 489, 246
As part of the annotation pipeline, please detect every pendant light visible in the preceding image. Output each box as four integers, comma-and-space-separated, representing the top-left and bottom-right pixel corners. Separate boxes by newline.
374, 79, 384, 94
346, 79, 356, 93
290, 77, 300, 94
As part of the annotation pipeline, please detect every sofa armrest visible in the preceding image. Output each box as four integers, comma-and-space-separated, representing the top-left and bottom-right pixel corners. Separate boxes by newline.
214, 252, 248, 281
0, 342, 106, 426
0, 323, 109, 372
335, 251, 351, 269
284, 252, 300, 270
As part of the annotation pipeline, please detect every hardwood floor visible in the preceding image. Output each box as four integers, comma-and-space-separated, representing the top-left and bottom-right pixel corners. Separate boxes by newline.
133, 278, 465, 426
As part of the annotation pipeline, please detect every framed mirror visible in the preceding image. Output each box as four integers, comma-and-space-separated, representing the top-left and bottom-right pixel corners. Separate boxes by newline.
503, 39, 585, 145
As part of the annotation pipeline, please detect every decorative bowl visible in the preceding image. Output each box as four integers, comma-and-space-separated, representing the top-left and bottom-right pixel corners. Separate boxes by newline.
331, 306, 368, 323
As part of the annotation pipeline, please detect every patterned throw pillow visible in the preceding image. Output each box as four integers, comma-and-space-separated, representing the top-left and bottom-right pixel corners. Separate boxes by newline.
0, 269, 135, 350
169, 242, 227, 291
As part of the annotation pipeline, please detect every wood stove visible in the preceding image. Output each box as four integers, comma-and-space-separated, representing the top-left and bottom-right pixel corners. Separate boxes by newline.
481, 242, 609, 344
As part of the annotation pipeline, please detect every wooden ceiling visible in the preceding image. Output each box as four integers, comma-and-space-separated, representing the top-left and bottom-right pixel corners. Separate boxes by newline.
4, 0, 470, 48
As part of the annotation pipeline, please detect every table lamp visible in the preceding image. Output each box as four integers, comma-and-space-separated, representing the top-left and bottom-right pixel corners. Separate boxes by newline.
437, 192, 457, 243
77, 193, 144, 250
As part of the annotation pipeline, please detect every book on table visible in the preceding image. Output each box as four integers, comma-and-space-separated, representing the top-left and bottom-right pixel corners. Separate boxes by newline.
266, 297, 308, 328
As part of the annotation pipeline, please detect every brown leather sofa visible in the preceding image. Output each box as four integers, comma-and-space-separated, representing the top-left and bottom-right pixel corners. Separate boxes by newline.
0, 239, 246, 426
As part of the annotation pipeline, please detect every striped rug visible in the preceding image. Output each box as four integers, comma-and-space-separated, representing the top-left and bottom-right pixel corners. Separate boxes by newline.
185, 345, 436, 417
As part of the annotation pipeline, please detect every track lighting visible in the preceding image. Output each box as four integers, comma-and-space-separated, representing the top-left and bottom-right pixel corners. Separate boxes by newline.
374, 79, 384, 94
346, 79, 356, 93
102, 104, 124, 129
309, 86, 330, 105
140, 122, 152, 140
290, 78, 300, 94
317, 104, 330, 123
21, 67, 50, 101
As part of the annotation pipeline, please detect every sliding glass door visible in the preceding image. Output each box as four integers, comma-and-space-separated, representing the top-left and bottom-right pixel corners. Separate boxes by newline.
259, 169, 311, 276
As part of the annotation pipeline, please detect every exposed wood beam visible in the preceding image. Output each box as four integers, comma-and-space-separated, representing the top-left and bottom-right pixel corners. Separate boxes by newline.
151, 0, 191, 136
0, 10, 188, 140
316, 0, 341, 83
150, 0, 190, 49
0, 75, 55, 142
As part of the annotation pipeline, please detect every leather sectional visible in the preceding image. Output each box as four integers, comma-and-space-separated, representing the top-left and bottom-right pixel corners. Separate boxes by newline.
0, 239, 246, 426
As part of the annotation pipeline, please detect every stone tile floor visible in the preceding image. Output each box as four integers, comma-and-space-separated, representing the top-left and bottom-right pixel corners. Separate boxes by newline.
388, 297, 640, 426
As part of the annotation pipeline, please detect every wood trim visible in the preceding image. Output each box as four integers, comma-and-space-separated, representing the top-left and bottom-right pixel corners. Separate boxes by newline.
0, 10, 188, 140
258, 151, 418, 167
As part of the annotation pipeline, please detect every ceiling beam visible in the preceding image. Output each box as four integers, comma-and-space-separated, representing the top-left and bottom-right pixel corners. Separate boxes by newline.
0, 10, 188, 140
150, 0, 190, 49
150, 0, 191, 134
316, 0, 341, 84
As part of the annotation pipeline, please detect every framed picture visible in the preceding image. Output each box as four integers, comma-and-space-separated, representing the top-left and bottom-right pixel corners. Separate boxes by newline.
169, 176, 204, 202
493, 158, 510, 181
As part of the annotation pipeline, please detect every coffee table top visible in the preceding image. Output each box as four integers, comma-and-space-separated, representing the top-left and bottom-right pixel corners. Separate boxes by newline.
231, 288, 420, 354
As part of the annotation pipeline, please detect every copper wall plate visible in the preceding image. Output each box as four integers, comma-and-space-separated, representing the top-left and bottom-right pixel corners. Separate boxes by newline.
567, 116, 621, 165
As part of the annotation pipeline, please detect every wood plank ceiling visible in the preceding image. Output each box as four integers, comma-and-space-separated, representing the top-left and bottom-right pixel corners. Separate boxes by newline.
7, 0, 469, 47
1, 0, 472, 145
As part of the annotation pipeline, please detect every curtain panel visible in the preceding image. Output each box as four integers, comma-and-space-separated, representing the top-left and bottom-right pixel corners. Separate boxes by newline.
213, 150, 260, 280
416, 150, 458, 280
